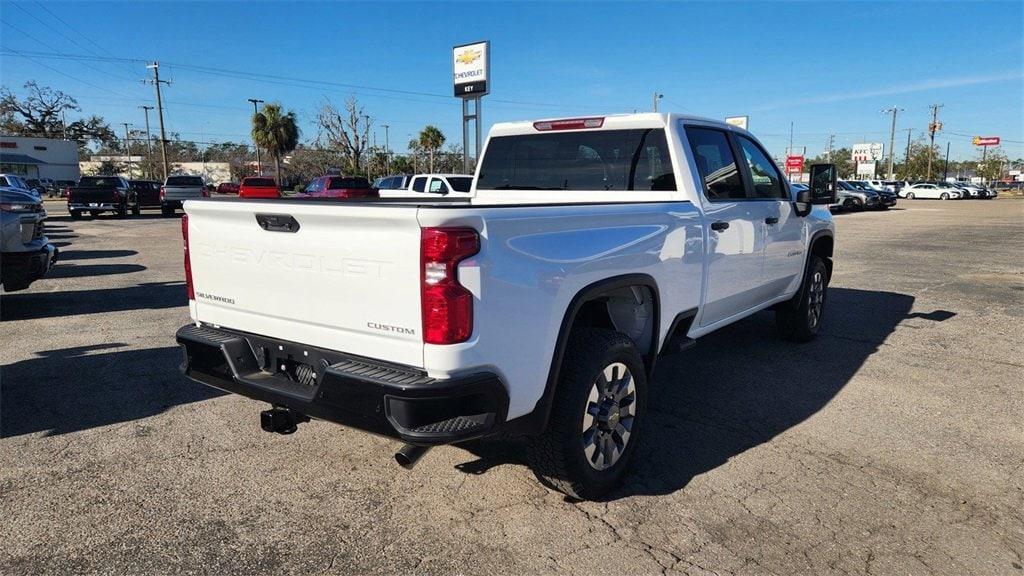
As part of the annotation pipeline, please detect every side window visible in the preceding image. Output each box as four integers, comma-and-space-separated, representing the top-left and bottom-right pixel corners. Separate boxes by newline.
411, 177, 426, 192
428, 178, 449, 194
736, 136, 786, 200
304, 178, 317, 194
684, 127, 747, 201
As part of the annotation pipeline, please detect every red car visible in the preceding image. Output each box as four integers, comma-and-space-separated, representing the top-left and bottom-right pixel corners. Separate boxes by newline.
238, 177, 280, 199
299, 176, 379, 199
216, 182, 240, 194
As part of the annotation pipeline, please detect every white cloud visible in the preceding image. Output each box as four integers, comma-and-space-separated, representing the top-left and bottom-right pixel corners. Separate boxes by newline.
755, 72, 1023, 111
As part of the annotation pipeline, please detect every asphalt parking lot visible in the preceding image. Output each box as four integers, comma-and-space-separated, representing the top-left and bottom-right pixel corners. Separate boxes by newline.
2, 199, 1022, 576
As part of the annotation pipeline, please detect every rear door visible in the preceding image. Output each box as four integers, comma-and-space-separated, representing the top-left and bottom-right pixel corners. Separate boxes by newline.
684, 126, 768, 327
185, 200, 426, 367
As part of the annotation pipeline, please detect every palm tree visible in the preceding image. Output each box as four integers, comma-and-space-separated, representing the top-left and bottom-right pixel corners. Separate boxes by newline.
418, 126, 445, 173
252, 103, 300, 183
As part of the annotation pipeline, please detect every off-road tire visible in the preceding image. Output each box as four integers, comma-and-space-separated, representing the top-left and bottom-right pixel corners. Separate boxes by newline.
527, 328, 647, 500
776, 255, 829, 342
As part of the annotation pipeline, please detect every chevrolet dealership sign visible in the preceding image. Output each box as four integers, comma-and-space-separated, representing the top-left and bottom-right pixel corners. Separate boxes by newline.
453, 41, 489, 98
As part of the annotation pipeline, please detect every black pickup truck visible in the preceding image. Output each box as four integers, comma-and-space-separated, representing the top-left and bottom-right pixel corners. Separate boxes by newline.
68, 176, 137, 219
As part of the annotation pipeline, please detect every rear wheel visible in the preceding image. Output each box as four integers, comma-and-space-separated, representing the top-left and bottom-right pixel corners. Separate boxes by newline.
906, 192, 915, 199
851, 198, 864, 211
89, 210, 100, 218
776, 256, 829, 342
131, 202, 141, 216
528, 328, 646, 500
161, 206, 175, 217
70, 210, 81, 220
116, 203, 128, 218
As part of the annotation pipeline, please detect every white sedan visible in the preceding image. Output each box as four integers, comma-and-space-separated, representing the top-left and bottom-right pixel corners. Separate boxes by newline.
899, 183, 963, 200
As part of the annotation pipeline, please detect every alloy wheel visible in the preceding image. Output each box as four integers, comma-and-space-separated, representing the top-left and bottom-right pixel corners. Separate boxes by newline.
581, 362, 636, 471
807, 270, 825, 329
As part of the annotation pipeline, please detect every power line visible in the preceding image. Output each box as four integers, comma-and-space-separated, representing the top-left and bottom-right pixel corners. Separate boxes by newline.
0, 45, 128, 96
4, 3, 140, 82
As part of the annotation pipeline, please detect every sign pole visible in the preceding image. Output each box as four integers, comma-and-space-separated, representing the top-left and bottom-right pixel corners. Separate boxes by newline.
462, 98, 470, 174
474, 96, 482, 171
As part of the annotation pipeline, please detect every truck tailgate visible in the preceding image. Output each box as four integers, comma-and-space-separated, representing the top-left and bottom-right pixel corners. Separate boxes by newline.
184, 200, 424, 367
163, 186, 203, 201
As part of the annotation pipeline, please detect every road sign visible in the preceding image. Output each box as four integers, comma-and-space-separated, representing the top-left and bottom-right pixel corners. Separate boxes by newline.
785, 155, 803, 173
856, 162, 876, 176
972, 136, 1000, 146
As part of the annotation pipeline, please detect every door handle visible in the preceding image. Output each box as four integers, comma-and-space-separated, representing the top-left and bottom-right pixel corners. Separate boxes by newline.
711, 221, 729, 231
765, 217, 779, 225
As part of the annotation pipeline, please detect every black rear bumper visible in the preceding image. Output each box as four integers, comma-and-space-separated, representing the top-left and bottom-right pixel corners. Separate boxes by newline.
176, 324, 508, 445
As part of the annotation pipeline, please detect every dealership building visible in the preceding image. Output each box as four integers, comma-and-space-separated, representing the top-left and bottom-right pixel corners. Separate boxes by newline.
0, 136, 81, 182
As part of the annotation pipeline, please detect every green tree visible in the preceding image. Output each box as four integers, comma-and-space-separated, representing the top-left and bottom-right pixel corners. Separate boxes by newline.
418, 125, 446, 173
252, 103, 300, 182
900, 138, 941, 180
803, 147, 853, 179
976, 146, 1008, 182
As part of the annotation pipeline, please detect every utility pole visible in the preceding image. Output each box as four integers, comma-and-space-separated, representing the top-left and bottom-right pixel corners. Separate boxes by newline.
247, 98, 264, 176
943, 141, 951, 181
382, 124, 390, 174
123, 123, 133, 180
882, 106, 903, 179
145, 62, 170, 181
652, 92, 663, 112
826, 133, 835, 163
788, 121, 794, 156
926, 103, 943, 180
61, 110, 67, 139
140, 106, 154, 178
903, 128, 913, 179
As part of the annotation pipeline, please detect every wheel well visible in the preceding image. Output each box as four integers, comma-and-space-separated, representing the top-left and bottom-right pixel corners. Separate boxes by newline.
570, 284, 657, 368
810, 234, 834, 280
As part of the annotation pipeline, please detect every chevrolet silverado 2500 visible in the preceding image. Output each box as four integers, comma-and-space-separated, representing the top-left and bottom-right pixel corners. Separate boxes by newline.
176, 113, 838, 499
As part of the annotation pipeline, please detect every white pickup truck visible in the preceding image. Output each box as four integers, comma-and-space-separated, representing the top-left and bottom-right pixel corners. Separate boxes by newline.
176, 113, 838, 499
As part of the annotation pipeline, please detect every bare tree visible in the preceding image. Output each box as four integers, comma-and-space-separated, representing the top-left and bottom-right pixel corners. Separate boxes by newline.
318, 97, 371, 174
1, 81, 115, 152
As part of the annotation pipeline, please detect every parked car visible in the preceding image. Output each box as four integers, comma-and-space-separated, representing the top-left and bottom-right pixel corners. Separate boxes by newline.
866, 179, 893, 192
161, 175, 208, 216
68, 175, 135, 219
377, 173, 474, 198
238, 177, 280, 199
299, 176, 378, 199
56, 180, 76, 198
0, 174, 39, 199
1, 187, 57, 291
950, 182, 994, 199
375, 174, 412, 190
176, 112, 838, 499
899, 182, 962, 200
837, 180, 880, 210
849, 181, 897, 209
129, 180, 163, 212
216, 182, 240, 195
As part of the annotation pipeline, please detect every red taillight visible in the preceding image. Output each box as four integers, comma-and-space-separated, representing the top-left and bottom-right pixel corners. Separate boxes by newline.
160, 186, 166, 200
201, 189, 210, 198
421, 227, 479, 344
182, 213, 194, 300
533, 117, 604, 131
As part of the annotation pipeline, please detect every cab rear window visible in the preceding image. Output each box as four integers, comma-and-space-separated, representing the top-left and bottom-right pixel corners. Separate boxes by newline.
476, 129, 676, 192
242, 178, 276, 187
166, 176, 204, 186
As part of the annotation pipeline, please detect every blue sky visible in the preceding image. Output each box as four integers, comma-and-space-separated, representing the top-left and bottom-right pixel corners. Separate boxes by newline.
2, 1, 1022, 161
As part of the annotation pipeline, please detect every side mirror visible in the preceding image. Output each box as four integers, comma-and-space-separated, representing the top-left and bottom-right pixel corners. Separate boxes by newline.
809, 164, 837, 205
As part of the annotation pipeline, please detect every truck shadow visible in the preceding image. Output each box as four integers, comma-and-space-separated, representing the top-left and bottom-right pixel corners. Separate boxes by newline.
458, 287, 927, 500
48, 263, 146, 279
57, 249, 139, 261
0, 344, 224, 438
0, 281, 185, 321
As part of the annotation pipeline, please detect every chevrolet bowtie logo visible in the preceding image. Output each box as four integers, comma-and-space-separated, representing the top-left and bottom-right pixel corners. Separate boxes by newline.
456, 49, 481, 65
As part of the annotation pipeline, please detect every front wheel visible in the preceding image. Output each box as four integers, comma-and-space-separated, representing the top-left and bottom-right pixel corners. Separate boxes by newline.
776, 256, 829, 342
906, 192, 915, 199
528, 328, 647, 500
70, 210, 81, 220
940, 192, 950, 200
131, 203, 141, 216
